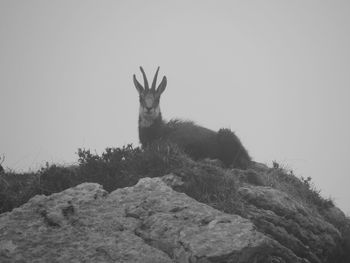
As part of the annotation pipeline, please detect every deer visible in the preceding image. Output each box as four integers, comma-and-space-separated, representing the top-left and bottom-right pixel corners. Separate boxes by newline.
133, 66, 251, 169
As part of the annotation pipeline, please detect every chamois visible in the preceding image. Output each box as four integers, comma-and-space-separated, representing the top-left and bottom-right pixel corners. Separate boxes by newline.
133, 67, 251, 169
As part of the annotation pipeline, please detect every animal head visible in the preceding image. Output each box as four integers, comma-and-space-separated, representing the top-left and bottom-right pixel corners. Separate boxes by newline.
133, 66, 167, 126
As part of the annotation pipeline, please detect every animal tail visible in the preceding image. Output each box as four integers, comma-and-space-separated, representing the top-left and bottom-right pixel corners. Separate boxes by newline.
217, 128, 251, 169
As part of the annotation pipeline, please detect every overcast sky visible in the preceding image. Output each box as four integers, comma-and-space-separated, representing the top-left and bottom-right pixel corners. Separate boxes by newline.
1, 0, 349, 213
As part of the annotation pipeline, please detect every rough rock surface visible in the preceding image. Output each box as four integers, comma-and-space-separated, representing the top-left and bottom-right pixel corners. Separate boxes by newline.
237, 185, 342, 263
0, 177, 306, 263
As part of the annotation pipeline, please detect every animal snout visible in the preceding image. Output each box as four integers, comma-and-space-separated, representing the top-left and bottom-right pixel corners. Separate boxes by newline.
146, 107, 152, 112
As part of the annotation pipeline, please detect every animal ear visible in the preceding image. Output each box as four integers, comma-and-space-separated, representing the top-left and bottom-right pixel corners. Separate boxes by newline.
133, 74, 144, 94
157, 76, 167, 96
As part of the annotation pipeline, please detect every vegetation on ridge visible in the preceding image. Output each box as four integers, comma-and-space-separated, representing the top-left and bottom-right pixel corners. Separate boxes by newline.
1, 142, 349, 262
0, 143, 335, 214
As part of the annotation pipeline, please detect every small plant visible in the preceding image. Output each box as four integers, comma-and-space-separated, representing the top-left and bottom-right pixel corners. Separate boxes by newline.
272, 160, 279, 169
0, 154, 5, 173
301, 176, 312, 188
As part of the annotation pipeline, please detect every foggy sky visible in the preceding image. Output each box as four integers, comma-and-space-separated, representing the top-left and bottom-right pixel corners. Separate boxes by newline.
1, 0, 350, 213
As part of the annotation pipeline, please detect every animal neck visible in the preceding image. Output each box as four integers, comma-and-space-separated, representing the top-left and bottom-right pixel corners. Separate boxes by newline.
138, 108, 164, 146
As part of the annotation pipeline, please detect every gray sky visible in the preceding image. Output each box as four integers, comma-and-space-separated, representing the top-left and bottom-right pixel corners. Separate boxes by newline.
1, 0, 350, 213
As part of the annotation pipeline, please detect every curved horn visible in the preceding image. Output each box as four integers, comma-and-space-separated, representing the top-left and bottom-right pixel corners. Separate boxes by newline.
151, 67, 160, 91
139, 66, 149, 91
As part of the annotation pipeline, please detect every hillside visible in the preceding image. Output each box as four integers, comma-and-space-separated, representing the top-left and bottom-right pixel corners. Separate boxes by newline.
0, 143, 349, 262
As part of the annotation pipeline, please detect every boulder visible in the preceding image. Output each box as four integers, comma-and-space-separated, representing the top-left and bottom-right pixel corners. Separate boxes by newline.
0, 177, 305, 263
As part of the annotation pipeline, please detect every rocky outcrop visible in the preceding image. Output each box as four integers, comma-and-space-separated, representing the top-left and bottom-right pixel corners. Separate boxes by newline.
237, 185, 342, 263
1, 176, 309, 263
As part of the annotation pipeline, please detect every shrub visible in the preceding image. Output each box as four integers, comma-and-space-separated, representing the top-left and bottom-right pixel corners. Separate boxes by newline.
37, 163, 82, 195
0, 171, 38, 214
77, 143, 186, 191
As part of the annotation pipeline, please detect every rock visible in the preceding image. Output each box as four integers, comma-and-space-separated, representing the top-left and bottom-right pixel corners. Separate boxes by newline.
161, 173, 184, 188
0, 178, 305, 263
243, 169, 266, 186
238, 185, 343, 263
